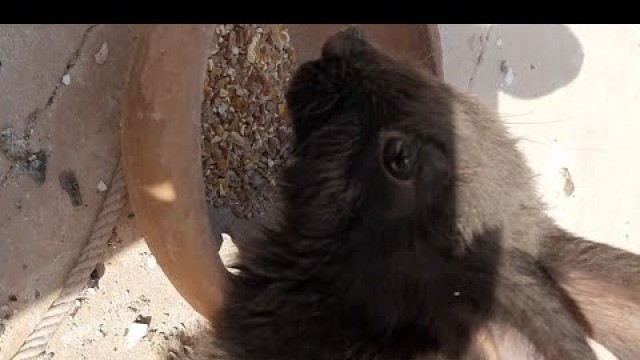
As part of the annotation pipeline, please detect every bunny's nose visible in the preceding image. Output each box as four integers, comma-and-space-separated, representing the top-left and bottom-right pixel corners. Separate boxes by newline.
321, 27, 367, 58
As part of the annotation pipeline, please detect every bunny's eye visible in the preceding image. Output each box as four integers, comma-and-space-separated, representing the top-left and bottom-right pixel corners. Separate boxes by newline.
382, 137, 416, 181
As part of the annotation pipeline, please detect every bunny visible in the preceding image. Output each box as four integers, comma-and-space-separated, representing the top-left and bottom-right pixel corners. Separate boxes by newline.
165, 27, 640, 360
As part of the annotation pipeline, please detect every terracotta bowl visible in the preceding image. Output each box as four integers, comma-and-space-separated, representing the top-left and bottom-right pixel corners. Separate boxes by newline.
121, 24, 443, 319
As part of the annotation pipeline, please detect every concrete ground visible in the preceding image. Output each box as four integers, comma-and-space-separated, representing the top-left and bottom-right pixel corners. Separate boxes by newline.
439, 25, 640, 256
0, 24, 638, 359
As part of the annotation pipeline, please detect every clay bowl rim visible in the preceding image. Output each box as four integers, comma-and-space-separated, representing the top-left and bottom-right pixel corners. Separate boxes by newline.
121, 24, 443, 320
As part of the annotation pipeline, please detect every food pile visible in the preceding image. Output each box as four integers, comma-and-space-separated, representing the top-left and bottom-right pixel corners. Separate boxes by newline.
201, 24, 296, 218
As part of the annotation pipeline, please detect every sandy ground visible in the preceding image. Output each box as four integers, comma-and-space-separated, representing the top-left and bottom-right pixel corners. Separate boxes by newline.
1, 24, 639, 359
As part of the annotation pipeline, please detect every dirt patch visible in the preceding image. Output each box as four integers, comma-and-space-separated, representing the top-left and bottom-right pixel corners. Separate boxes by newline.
0, 127, 48, 185
59, 170, 83, 206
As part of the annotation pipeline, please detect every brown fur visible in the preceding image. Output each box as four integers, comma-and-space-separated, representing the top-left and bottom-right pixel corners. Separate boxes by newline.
162, 28, 640, 360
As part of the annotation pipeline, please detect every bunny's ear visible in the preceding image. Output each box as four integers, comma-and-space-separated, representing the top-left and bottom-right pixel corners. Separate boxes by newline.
285, 60, 343, 145
540, 228, 640, 360
285, 29, 374, 146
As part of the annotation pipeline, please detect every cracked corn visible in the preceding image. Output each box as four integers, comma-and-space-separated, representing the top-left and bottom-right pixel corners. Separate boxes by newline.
201, 24, 296, 219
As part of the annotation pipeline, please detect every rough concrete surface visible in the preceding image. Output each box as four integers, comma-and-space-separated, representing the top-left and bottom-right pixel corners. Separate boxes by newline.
440, 25, 639, 255
1, 24, 639, 359
0, 24, 137, 358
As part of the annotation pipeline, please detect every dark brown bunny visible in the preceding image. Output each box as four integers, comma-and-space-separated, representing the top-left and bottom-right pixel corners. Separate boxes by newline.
165, 28, 640, 360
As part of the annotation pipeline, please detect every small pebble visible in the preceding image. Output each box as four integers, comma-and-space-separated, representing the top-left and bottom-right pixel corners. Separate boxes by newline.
94, 43, 109, 65
146, 254, 157, 269
500, 60, 509, 74
62, 74, 71, 86
499, 61, 515, 88
97, 180, 108, 192
503, 67, 515, 87
126, 322, 149, 348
